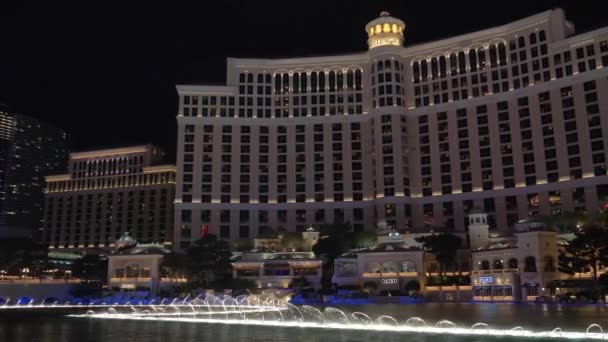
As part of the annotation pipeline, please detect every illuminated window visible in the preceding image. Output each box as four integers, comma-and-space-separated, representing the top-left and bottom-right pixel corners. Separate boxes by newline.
375, 24, 381, 33
392, 24, 398, 33
383, 23, 390, 33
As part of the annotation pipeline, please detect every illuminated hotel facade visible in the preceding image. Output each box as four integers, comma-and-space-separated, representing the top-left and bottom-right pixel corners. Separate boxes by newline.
174, 10, 608, 249
42, 145, 176, 251
0, 104, 68, 238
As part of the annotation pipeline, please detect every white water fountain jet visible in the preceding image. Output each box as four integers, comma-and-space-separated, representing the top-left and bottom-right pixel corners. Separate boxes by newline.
470, 322, 490, 333
182, 295, 190, 305
285, 303, 304, 322
301, 305, 324, 323
436, 320, 456, 328
351, 312, 372, 325
130, 306, 138, 313
376, 315, 399, 326
189, 303, 196, 318
324, 307, 348, 324
107, 308, 117, 314
160, 299, 168, 305
405, 317, 426, 327
169, 305, 181, 318
586, 324, 604, 338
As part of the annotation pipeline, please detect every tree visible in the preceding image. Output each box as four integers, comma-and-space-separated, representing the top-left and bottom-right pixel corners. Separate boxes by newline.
289, 276, 311, 292
551, 211, 588, 233
0, 238, 49, 277
312, 222, 353, 288
415, 233, 462, 278
350, 231, 377, 249
184, 234, 233, 289
280, 232, 305, 251
404, 279, 421, 295
71, 254, 107, 281
559, 225, 608, 296
160, 252, 188, 280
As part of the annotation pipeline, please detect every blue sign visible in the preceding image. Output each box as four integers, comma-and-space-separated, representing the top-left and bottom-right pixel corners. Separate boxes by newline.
479, 276, 494, 284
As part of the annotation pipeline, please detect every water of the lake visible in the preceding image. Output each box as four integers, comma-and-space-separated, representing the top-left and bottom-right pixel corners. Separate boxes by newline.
2, 303, 608, 341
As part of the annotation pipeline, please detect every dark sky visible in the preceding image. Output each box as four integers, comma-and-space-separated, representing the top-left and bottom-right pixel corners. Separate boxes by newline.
0, 1, 606, 162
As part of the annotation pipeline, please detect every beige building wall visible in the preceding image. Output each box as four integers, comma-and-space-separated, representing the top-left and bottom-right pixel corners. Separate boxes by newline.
43, 145, 176, 251
174, 9, 608, 249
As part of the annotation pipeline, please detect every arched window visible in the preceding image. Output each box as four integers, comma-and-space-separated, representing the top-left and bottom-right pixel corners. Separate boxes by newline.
480, 260, 490, 270
274, 74, 281, 94
431, 58, 439, 79
524, 256, 537, 272
293, 73, 300, 93
319, 71, 325, 90
329, 71, 336, 91
336, 70, 344, 91
381, 262, 399, 273
282, 73, 289, 93
508, 258, 518, 269
518, 36, 526, 48
384, 60, 392, 70
469, 49, 478, 72
300, 72, 307, 93
265, 74, 271, 83
539, 30, 546, 42
383, 23, 391, 33
413, 62, 420, 83
493, 259, 504, 269
346, 70, 354, 90
247, 73, 253, 83
126, 264, 140, 278
489, 45, 498, 67
478, 48, 486, 70
498, 43, 507, 66
529, 32, 537, 44
354, 69, 362, 90
400, 261, 416, 273
310, 72, 318, 92
449, 53, 457, 74
392, 23, 398, 33
439, 56, 447, 77
257, 74, 263, 83
377, 61, 384, 72
544, 255, 555, 272
458, 51, 466, 74
239, 73, 245, 83
420, 60, 428, 81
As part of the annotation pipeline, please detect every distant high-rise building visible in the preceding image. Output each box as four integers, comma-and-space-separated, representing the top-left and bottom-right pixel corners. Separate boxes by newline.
42, 145, 176, 251
174, 9, 608, 249
0, 104, 69, 238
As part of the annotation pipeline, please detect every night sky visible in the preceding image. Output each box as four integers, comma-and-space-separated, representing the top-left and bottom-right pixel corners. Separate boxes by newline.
0, 1, 605, 162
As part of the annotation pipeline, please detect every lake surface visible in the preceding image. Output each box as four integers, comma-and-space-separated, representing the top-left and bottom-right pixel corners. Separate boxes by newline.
1, 303, 608, 341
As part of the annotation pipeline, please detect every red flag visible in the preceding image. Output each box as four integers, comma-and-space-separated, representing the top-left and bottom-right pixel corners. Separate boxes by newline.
200, 224, 209, 238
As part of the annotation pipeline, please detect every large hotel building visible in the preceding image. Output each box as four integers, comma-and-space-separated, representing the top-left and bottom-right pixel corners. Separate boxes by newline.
43, 145, 176, 251
174, 9, 608, 249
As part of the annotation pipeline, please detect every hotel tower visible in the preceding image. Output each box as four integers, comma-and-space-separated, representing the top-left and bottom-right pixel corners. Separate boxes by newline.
174, 9, 608, 249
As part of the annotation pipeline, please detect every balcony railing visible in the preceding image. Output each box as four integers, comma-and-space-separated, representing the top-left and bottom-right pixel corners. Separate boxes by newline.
472, 268, 519, 275
362, 272, 418, 278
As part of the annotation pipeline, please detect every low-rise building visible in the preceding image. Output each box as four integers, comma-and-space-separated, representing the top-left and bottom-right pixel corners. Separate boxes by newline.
231, 249, 323, 289
106, 233, 185, 296
469, 213, 596, 302
332, 238, 426, 294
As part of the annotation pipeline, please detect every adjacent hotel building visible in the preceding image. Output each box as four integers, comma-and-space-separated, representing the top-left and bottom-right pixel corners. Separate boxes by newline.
174, 9, 608, 248
42, 145, 176, 251
0, 104, 68, 238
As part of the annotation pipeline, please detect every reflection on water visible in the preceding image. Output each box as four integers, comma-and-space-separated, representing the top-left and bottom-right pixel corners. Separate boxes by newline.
2, 303, 608, 342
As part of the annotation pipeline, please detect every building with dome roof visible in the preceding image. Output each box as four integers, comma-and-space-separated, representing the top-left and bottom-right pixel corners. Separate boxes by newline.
174, 9, 608, 250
